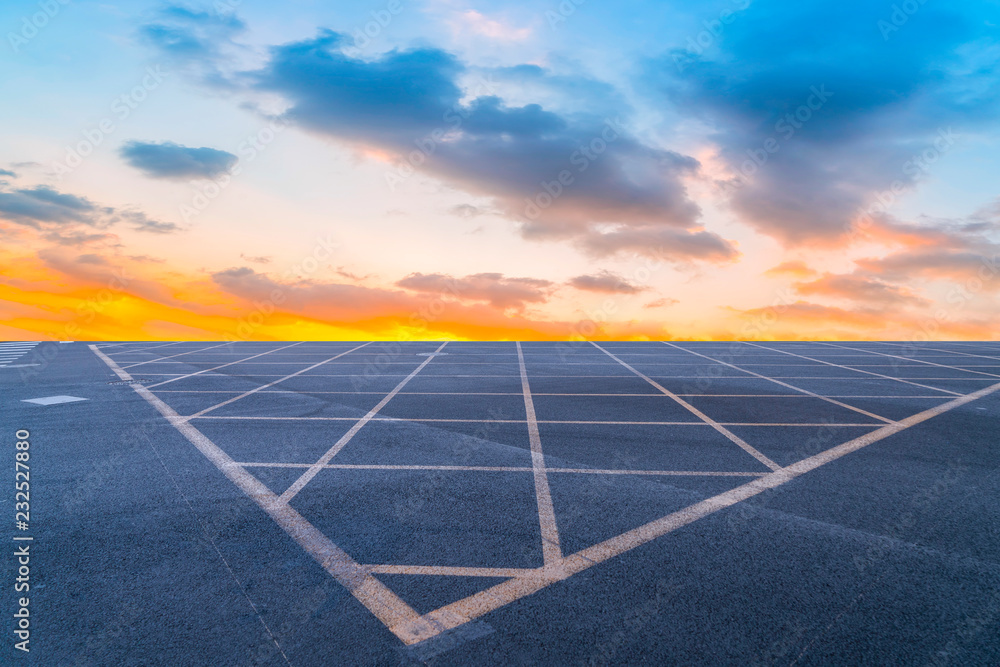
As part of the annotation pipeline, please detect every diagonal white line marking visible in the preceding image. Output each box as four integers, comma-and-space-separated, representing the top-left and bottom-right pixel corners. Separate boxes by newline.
277, 342, 449, 504
237, 462, 767, 477
90, 344, 440, 646
103, 341, 188, 354
365, 564, 546, 578
120, 341, 235, 368
591, 342, 782, 471
821, 342, 1000, 379
517, 341, 563, 567
186, 343, 366, 417
744, 342, 964, 396
879, 342, 1000, 363
399, 378, 1000, 641
662, 342, 896, 424
145, 342, 307, 389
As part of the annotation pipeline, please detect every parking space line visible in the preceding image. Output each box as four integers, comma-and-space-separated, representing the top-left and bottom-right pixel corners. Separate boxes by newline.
592, 343, 782, 471
184, 343, 370, 416
191, 416, 879, 426
821, 342, 1000, 379
100, 341, 186, 354
145, 342, 307, 389
662, 342, 897, 424
745, 342, 965, 396
403, 379, 1000, 641
365, 564, 547, 579
878, 342, 1000, 363
89, 344, 440, 646
120, 341, 236, 368
517, 342, 563, 567
238, 462, 769, 476
277, 342, 450, 504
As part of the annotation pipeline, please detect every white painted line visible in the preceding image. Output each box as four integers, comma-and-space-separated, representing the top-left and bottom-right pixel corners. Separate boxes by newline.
145, 342, 307, 389
591, 343, 782, 471
821, 342, 1000, 379
186, 343, 370, 417
21, 395, 88, 406
402, 379, 1000, 641
120, 341, 236, 368
0, 364, 41, 369
517, 341, 563, 567
89, 345, 440, 646
238, 461, 768, 477
745, 342, 965, 396
277, 342, 450, 504
662, 342, 896, 424
883, 343, 1000, 363
189, 415, 879, 427
365, 564, 545, 579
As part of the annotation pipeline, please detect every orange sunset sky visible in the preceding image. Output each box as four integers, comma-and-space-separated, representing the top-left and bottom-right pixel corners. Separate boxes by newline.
1, 0, 998, 341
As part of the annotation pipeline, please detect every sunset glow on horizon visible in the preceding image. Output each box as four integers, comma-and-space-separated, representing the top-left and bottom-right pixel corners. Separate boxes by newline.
2, 0, 998, 341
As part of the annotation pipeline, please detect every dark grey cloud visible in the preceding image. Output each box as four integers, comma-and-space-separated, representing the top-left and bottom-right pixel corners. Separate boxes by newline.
0, 186, 104, 228
0, 183, 181, 237
235, 31, 732, 263
568, 271, 645, 294
120, 140, 238, 180
0, 169, 16, 178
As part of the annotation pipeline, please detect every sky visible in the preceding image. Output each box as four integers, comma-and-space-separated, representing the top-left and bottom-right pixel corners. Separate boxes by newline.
1, 0, 998, 342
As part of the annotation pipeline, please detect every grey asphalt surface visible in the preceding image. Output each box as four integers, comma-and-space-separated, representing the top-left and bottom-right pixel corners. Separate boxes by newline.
1, 340, 999, 665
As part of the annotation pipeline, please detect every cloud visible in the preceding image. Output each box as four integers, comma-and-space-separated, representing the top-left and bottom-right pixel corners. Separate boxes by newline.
568, 270, 645, 294
396, 272, 552, 310
579, 226, 740, 264
0, 183, 181, 241
0, 169, 16, 178
0, 186, 104, 227
230, 31, 736, 264
239, 254, 272, 264
763, 260, 818, 279
652, 0, 1000, 245
794, 273, 930, 307
120, 140, 238, 180
644, 297, 679, 309
451, 10, 532, 41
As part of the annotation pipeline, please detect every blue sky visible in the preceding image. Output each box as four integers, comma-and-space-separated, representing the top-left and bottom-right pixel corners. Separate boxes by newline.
1, 0, 998, 340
